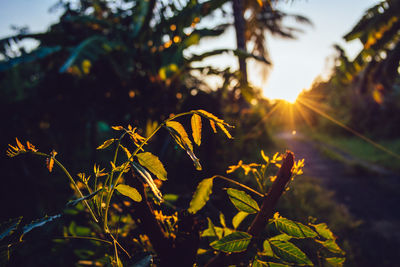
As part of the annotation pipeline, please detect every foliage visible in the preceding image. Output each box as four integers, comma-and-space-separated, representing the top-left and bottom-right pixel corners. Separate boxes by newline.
2, 110, 345, 266
0, 0, 275, 229
301, 0, 400, 138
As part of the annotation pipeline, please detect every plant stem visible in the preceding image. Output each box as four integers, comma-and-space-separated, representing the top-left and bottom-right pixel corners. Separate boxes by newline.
33, 152, 98, 222
55, 236, 112, 245
212, 175, 264, 198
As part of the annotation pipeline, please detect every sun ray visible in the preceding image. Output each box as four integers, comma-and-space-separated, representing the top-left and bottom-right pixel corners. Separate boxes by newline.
296, 97, 400, 160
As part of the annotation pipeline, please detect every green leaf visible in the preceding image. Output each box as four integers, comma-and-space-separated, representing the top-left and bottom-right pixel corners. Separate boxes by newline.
202, 218, 223, 240
188, 178, 214, 214
274, 218, 317, 239
227, 188, 260, 214
263, 240, 274, 257
97, 138, 116, 150
163, 194, 179, 202
269, 240, 313, 266
310, 223, 335, 240
232, 211, 248, 229
315, 239, 344, 254
137, 152, 167, 181
210, 231, 252, 253
116, 184, 142, 202
223, 227, 233, 237
269, 233, 292, 242
325, 257, 345, 267
252, 259, 289, 267
191, 114, 202, 146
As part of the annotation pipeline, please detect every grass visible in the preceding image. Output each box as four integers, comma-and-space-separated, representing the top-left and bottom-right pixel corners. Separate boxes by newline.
307, 132, 400, 172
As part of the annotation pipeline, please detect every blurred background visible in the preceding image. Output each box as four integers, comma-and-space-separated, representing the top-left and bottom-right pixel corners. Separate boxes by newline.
1, 0, 399, 266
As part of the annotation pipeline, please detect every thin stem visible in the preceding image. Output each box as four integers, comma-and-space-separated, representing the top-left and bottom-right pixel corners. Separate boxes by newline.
113, 239, 119, 266
109, 232, 131, 258
212, 175, 264, 198
103, 162, 129, 232
32, 152, 98, 223
55, 235, 112, 245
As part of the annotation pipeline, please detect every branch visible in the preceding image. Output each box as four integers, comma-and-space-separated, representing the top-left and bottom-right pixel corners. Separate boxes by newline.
205, 151, 295, 267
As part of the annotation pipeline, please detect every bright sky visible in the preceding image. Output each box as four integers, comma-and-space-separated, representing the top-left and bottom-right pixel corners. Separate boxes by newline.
259, 0, 380, 102
0, 0, 380, 101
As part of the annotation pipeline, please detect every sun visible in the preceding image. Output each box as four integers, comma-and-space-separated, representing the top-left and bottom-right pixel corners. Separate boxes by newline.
278, 93, 299, 104
261, 82, 303, 104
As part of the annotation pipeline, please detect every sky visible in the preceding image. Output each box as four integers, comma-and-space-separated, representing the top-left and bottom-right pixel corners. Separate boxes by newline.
0, 0, 380, 101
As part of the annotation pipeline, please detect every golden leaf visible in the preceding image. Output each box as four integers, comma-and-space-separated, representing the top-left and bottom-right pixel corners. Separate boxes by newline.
15, 138, 25, 151
217, 123, 233, 139
97, 138, 116, 150
111, 126, 124, 131
209, 120, 217, 133
46, 150, 57, 173
191, 114, 202, 146
26, 141, 38, 152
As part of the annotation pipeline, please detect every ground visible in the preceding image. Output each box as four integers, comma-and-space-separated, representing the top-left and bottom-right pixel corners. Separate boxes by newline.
276, 131, 400, 266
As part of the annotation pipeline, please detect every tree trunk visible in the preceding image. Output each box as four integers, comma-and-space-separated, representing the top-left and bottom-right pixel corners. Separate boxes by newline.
232, 0, 248, 85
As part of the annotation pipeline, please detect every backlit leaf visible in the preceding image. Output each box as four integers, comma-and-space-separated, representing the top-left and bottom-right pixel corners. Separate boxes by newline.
217, 123, 233, 139
116, 184, 142, 202
269, 234, 292, 242
111, 126, 124, 131
46, 150, 57, 173
227, 188, 260, 214
310, 223, 335, 240
325, 257, 345, 267
97, 138, 116, 150
269, 240, 313, 266
166, 121, 201, 170
252, 259, 289, 267
131, 162, 163, 202
316, 239, 344, 254
195, 110, 225, 125
202, 218, 223, 240
137, 152, 167, 181
15, 138, 25, 150
274, 218, 317, 239
119, 144, 132, 160
219, 212, 226, 227
232, 211, 248, 229
166, 121, 192, 151
210, 231, 252, 253
46, 157, 54, 172
209, 120, 217, 133
263, 240, 274, 257
188, 177, 214, 214
191, 114, 202, 146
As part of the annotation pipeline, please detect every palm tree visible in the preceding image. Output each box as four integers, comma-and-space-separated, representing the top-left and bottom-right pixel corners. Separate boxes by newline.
231, 0, 312, 88
344, 0, 400, 103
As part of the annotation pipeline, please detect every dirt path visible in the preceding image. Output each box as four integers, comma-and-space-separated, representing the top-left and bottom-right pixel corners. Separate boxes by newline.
276, 131, 400, 266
